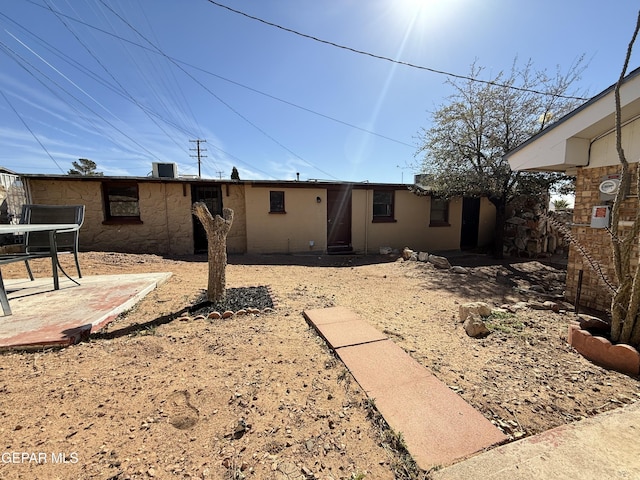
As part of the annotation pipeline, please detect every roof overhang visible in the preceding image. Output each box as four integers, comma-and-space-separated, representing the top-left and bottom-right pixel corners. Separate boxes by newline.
506, 67, 640, 173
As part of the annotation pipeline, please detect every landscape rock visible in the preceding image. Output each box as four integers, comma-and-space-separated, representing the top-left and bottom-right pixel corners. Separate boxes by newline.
451, 266, 469, 274
463, 314, 490, 338
459, 301, 492, 322
428, 254, 452, 269
418, 251, 429, 262
402, 247, 414, 261
577, 314, 610, 332
379, 246, 393, 255
506, 302, 529, 313
543, 301, 560, 312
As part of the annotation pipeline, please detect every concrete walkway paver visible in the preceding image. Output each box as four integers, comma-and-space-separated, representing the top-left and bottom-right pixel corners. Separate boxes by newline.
431, 400, 640, 480
303, 306, 507, 470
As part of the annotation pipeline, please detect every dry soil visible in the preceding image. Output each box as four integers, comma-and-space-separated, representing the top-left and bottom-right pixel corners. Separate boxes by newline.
0, 251, 638, 480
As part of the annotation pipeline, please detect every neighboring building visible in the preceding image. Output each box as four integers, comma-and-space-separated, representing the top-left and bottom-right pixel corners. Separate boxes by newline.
19, 172, 496, 256
505, 66, 640, 312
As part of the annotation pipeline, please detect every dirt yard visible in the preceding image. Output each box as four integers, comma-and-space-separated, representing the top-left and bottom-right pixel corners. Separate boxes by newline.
0, 251, 638, 480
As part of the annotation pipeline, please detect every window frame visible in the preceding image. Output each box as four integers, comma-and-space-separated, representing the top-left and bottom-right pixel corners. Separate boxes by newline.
372, 189, 396, 223
102, 181, 142, 224
429, 197, 450, 227
269, 190, 286, 214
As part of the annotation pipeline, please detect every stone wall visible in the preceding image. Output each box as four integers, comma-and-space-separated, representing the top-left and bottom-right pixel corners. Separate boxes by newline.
27, 178, 194, 255
504, 194, 571, 258
566, 164, 639, 312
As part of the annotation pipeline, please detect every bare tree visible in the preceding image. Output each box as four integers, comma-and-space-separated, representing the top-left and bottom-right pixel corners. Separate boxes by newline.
192, 202, 234, 302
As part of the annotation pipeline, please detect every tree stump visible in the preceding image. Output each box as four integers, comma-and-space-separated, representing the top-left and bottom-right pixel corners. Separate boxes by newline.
192, 202, 234, 302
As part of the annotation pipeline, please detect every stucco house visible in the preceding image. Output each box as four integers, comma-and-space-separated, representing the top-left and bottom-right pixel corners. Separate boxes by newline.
505, 66, 640, 312
16, 173, 496, 257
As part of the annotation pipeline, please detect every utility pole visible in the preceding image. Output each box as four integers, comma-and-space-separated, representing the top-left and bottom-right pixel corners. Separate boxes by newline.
189, 139, 207, 178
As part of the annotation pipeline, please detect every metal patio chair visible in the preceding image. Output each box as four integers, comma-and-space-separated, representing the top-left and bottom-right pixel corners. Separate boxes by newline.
21, 204, 85, 280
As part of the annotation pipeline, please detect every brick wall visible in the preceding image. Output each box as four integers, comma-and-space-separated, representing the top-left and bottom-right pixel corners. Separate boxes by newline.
567, 164, 638, 312
28, 179, 194, 255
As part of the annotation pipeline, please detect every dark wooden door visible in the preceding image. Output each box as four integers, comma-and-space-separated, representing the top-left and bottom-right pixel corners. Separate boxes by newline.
460, 197, 480, 250
192, 184, 222, 253
326, 186, 352, 253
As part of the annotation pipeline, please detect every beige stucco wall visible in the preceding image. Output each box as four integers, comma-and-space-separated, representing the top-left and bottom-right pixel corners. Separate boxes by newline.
27, 178, 194, 255
244, 185, 327, 254
222, 183, 247, 254
478, 197, 496, 247
352, 189, 464, 253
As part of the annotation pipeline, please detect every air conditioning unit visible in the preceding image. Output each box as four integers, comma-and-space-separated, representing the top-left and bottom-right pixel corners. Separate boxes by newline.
152, 162, 178, 178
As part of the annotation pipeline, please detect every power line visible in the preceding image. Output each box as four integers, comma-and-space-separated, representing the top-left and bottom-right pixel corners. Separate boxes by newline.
205, 0, 590, 102
97, 0, 339, 180
12, 3, 415, 149
0, 90, 65, 173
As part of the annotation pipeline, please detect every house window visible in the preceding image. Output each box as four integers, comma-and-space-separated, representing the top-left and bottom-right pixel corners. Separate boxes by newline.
269, 191, 285, 213
373, 190, 395, 222
430, 198, 449, 226
103, 182, 141, 223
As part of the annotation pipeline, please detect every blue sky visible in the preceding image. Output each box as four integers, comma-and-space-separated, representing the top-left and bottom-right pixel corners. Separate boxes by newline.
0, 1, 638, 183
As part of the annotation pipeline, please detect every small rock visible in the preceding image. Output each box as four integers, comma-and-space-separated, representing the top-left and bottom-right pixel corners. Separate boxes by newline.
428, 254, 451, 269
207, 311, 222, 319
418, 251, 429, 262
402, 247, 414, 260
459, 302, 492, 322
263, 307, 275, 314
222, 310, 234, 319
529, 285, 546, 293
578, 314, 610, 332
379, 246, 393, 255
177, 316, 190, 322
193, 314, 206, 321
527, 301, 548, 310
409, 252, 418, 261
463, 314, 490, 338
507, 302, 529, 313
235, 309, 247, 316
451, 266, 469, 274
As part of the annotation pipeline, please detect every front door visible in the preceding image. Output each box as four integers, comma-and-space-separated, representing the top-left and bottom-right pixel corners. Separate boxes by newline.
192, 184, 222, 253
326, 186, 352, 253
460, 197, 480, 250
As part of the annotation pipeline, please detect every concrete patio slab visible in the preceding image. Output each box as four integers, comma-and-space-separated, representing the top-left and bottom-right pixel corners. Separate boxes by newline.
431, 401, 640, 480
0, 272, 171, 350
303, 307, 507, 471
